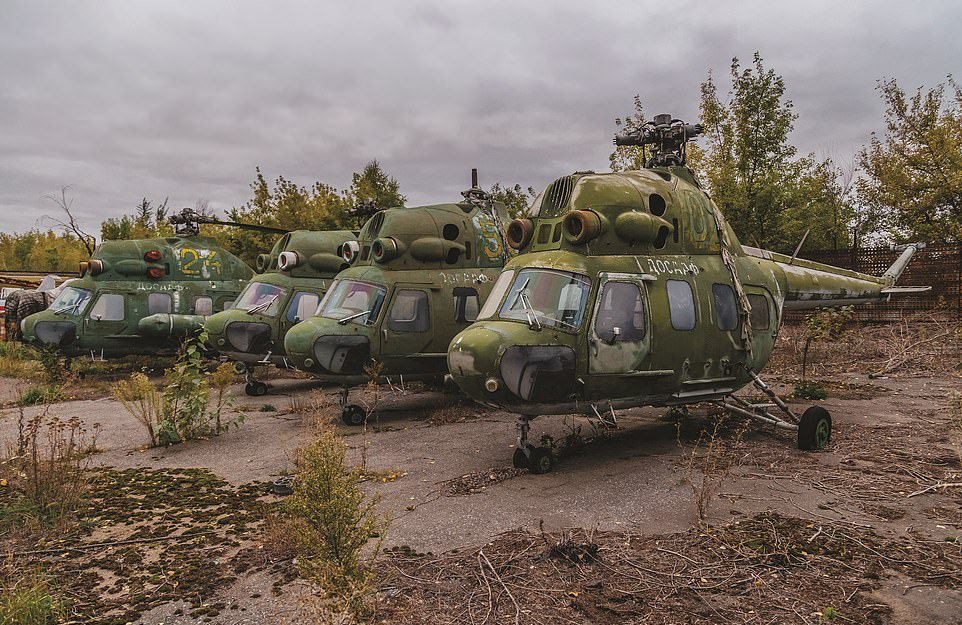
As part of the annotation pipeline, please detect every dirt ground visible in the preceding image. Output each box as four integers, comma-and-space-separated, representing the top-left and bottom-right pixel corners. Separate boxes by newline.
1, 321, 961, 624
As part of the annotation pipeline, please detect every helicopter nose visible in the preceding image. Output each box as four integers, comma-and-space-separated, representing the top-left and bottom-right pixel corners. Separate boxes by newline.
225, 322, 272, 353
308, 335, 370, 374
30, 321, 77, 347
499, 345, 577, 402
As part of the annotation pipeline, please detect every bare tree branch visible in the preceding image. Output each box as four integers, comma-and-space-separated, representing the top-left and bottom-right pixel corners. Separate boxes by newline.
41, 186, 96, 256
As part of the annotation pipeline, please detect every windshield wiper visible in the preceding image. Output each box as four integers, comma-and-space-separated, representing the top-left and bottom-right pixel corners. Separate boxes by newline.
54, 301, 82, 316
247, 294, 279, 315
338, 309, 373, 325
510, 279, 542, 331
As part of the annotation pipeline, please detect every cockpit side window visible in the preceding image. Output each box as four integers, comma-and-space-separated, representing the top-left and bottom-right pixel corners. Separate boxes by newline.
388, 289, 430, 332
595, 281, 646, 341
90, 293, 125, 321
477, 270, 514, 320
453, 287, 480, 323
747, 293, 771, 330
287, 291, 320, 323
666, 280, 696, 331
193, 296, 213, 317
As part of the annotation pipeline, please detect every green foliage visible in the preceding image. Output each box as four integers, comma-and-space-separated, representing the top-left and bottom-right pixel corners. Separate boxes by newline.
100, 197, 172, 241
696, 53, 853, 252
285, 427, 385, 615
793, 380, 827, 400
609, 95, 648, 172
0, 570, 66, 625
0, 229, 90, 272
344, 160, 406, 216
158, 331, 241, 444
0, 343, 40, 379
112, 372, 164, 447
820, 606, 840, 621
35, 346, 66, 385
489, 182, 537, 219
858, 77, 962, 243
18, 386, 61, 407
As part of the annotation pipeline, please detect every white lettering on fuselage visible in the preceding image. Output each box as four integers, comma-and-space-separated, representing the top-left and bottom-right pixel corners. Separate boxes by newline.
439, 273, 489, 285
135, 283, 186, 292
644, 258, 700, 276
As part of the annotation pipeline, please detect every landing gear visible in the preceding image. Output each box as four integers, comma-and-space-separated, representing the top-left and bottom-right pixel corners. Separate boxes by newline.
514, 417, 555, 473
245, 381, 268, 397
338, 386, 368, 427
713, 369, 832, 451
797, 406, 832, 450
241, 362, 271, 396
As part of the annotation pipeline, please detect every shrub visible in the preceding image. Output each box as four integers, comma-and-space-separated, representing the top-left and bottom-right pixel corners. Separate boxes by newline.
0, 342, 40, 379
112, 372, 163, 447
794, 380, 827, 400
285, 428, 386, 616
1, 408, 95, 530
0, 569, 66, 625
18, 385, 61, 407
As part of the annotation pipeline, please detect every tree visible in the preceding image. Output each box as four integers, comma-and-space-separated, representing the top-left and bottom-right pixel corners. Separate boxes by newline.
344, 160, 406, 213
489, 182, 537, 218
609, 95, 648, 172
222, 168, 353, 265
857, 77, 962, 243
0, 230, 90, 272
101, 197, 171, 241
41, 187, 96, 256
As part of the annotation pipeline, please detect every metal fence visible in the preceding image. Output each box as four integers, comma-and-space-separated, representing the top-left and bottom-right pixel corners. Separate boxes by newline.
783, 243, 962, 322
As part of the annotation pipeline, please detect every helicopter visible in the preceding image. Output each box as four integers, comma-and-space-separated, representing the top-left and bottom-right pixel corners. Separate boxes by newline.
20, 208, 280, 359
447, 114, 929, 473
203, 227, 358, 396
283, 171, 513, 425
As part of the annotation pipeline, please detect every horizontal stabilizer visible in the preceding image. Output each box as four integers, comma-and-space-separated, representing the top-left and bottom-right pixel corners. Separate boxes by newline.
880, 286, 932, 294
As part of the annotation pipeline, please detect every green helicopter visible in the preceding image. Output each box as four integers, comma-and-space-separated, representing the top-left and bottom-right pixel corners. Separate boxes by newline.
283, 172, 513, 425
21, 208, 278, 359
447, 115, 929, 473
203, 227, 358, 396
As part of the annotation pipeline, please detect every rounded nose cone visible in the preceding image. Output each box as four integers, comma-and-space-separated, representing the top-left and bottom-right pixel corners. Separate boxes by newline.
283, 320, 371, 375
28, 319, 77, 347
283, 320, 318, 366
448, 326, 506, 401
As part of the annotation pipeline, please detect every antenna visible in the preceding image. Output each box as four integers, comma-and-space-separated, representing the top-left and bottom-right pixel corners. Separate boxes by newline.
471, 168, 479, 188
461, 167, 489, 205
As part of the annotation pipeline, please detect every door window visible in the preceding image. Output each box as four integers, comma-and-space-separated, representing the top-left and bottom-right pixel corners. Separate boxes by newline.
147, 292, 172, 314
193, 296, 213, 316
90, 293, 125, 321
478, 270, 514, 319
388, 290, 430, 332
453, 287, 480, 323
595, 282, 646, 341
747, 293, 771, 330
711, 283, 738, 331
666, 280, 696, 331
287, 291, 320, 323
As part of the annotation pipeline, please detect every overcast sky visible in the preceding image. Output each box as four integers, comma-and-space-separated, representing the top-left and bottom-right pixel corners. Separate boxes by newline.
1, 0, 959, 236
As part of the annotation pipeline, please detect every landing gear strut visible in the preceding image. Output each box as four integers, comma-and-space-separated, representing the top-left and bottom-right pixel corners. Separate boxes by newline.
239, 363, 269, 397
338, 386, 368, 427
713, 370, 832, 450
512, 417, 554, 474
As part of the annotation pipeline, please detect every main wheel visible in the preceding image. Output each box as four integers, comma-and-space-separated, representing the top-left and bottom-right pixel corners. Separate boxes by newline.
245, 381, 268, 396
512, 446, 530, 470
341, 405, 366, 427
527, 447, 555, 474
797, 406, 832, 450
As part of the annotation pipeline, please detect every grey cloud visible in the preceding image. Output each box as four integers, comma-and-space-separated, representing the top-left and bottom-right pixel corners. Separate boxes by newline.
1, 0, 960, 236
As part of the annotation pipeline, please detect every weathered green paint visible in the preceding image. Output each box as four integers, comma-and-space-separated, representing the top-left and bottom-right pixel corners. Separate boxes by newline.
21, 234, 253, 357
203, 230, 356, 365
448, 166, 916, 417
284, 200, 511, 384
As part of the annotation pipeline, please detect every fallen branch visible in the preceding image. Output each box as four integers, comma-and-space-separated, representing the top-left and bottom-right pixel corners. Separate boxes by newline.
907, 482, 962, 498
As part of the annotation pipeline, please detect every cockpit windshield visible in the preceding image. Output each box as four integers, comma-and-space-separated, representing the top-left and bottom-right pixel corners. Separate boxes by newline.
51, 286, 92, 317
235, 282, 287, 317
498, 268, 591, 331
318, 280, 386, 326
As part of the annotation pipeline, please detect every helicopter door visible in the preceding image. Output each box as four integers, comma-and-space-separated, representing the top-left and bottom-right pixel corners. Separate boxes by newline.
380, 285, 440, 376
588, 275, 650, 375
85, 292, 127, 337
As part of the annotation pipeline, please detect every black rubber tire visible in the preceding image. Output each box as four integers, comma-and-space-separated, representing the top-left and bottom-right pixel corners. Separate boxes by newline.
527, 447, 555, 474
245, 381, 268, 397
512, 447, 529, 470
797, 406, 832, 450
341, 405, 366, 427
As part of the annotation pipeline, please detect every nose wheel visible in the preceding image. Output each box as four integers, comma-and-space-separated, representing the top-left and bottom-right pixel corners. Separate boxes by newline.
240, 363, 271, 396
513, 417, 555, 473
